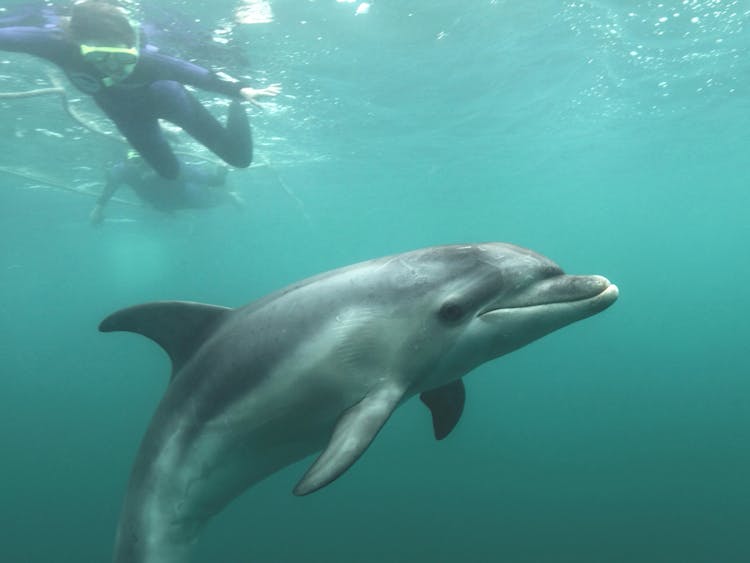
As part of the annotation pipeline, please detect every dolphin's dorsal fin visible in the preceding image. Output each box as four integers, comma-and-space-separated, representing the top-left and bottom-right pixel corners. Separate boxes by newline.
293, 383, 405, 496
420, 379, 465, 440
99, 301, 231, 379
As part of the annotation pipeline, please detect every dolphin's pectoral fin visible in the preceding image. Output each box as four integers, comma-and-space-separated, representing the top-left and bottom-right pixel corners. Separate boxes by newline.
293, 384, 405, 496
99, 301, 231, 379
420, 379, 466, 440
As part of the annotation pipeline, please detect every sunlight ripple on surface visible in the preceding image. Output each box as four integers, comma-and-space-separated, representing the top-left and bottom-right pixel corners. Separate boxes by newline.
235, 0, 274, 25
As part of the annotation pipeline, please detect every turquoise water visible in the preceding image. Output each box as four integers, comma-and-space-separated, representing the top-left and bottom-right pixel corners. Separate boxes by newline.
1, 1, 749, 561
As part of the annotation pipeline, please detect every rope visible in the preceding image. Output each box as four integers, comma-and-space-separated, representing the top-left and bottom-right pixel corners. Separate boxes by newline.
0, 165, 141, 207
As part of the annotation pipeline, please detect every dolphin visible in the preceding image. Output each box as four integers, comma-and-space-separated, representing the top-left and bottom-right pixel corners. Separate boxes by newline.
100, 242, 618, 562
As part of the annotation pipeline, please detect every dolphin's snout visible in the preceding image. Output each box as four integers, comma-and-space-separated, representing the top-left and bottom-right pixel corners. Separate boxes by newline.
572, 274, 613, 299
529, 274, 617, 306
589, 274, 611, 289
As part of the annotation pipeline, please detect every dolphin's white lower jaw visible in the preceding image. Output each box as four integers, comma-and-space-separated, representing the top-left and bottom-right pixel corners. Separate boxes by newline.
479, 280, 619, 321
598, 283, 619, 303
578, 280, 619, 312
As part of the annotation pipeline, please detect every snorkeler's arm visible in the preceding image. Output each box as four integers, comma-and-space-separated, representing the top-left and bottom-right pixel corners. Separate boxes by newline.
140, 50, 281, 103
239, 83, 281, 106
0, 4, 61, 29
140, 50, 249, 98
0, 26, 71, 63
91, 165, 123, 225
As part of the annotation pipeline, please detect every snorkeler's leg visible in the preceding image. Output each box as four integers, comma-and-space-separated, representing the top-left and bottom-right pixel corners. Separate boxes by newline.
151, 81, 253, 169
224, 100, 253, 166
96, 98, 180, 179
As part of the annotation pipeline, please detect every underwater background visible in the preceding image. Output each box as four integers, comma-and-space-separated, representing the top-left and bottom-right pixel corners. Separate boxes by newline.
1, 0, 749, 561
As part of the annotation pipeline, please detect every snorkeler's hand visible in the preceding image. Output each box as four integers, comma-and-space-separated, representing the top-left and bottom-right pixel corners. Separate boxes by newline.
90, 204, 105, 226
240, 84, 282, 108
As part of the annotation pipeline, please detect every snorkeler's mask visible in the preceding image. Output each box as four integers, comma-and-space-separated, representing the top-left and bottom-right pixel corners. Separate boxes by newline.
80, 44, 139, 66
79, 21, 140, 86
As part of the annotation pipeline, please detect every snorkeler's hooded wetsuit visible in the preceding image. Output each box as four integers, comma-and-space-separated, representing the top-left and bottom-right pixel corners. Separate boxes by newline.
0, 23, 252, 179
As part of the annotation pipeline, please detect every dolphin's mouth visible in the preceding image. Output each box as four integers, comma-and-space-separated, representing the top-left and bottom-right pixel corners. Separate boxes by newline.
479, 276, 619, 317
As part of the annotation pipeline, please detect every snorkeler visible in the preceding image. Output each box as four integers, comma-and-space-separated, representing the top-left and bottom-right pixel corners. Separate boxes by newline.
0, 0, 280, 179
90, 151, 244, 225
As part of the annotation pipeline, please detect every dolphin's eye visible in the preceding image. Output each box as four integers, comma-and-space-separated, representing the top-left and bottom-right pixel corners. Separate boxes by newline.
438, 301, 465, 323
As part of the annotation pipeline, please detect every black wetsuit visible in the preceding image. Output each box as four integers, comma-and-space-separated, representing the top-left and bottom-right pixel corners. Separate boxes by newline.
0, 24, 253, 179
100, 158, 232, 211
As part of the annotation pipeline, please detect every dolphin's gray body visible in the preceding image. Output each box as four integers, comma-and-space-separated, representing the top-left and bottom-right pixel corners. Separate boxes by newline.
100, 243, 618, 563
